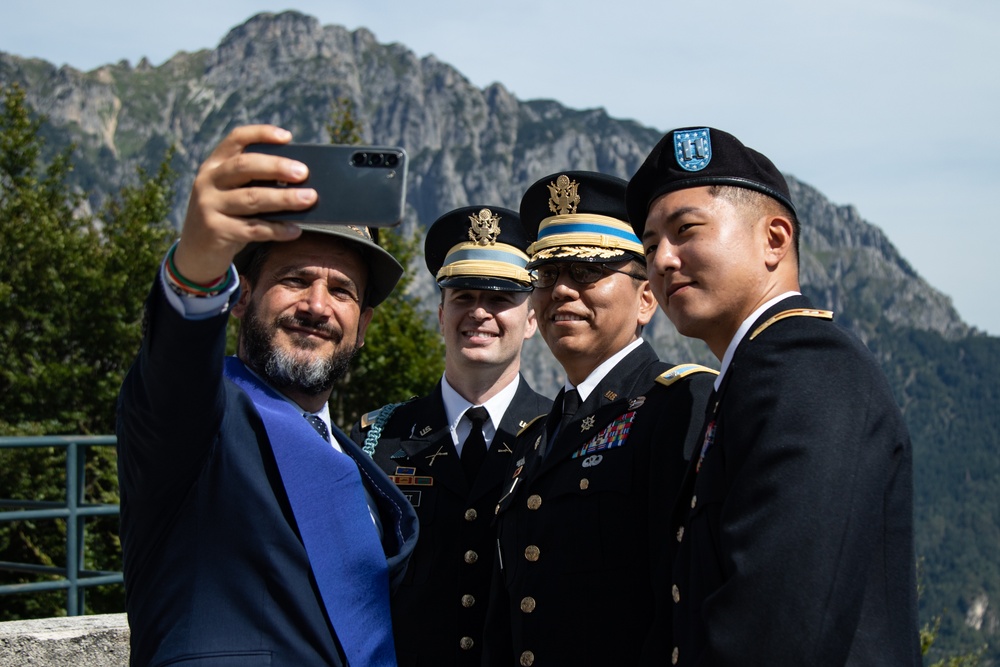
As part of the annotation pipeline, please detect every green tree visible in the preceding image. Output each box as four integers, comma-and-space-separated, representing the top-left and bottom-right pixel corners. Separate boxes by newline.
0, 83, 176, 618
323, 96, 445, 425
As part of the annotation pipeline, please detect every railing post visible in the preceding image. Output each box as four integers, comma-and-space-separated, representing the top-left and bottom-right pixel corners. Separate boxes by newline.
65, 440, 80, 616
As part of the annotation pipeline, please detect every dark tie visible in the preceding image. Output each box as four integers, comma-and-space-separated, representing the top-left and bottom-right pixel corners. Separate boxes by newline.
461, 406, 490, 483
559, 388, 580, 434
304, 413, 330, 442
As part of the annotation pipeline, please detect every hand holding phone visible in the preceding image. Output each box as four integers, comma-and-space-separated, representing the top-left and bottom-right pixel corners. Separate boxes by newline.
245, 143, 408, 227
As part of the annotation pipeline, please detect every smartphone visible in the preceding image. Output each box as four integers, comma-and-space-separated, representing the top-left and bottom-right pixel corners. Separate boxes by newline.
244, 143, 407, 227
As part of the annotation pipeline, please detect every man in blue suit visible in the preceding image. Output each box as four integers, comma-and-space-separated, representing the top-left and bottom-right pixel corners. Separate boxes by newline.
116, 124, 417, 666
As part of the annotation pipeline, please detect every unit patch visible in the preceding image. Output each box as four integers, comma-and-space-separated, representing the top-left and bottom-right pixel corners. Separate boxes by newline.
571, 411, 636, 458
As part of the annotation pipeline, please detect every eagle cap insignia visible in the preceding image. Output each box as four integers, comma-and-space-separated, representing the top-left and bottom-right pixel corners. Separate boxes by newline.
468, 208, 501, 245
547, 174, 580, 215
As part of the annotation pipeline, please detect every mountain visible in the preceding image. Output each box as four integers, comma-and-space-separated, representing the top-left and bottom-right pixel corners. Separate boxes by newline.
1, 10, 997, 661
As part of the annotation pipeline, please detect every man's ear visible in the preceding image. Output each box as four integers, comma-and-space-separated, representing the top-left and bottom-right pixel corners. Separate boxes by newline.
232, 276, 252, 319
637, 280, 657, 327
763, 214, 795, 269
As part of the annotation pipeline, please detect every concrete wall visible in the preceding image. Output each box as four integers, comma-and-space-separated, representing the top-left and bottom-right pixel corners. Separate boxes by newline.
0, 614, 129, 666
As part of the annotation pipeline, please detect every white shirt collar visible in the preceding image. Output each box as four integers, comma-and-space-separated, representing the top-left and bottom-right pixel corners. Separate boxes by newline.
440, 372, 521, 449
566, 337, 645, 402
716, 292, 800, 390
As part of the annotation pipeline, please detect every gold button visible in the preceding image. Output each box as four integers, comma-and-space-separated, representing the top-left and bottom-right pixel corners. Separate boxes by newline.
676, 526, 684, 542
520, 650, 535, 666
524, 545, 540, 562
520, 596, 536, 613
460, 636, 474, 650
461, 594, 476, 608
465, 508, 478, 521
579, 478, 590, 490
526, 494, 542, 510
672, 646, 679, 664
464, 550, 479, 564
672, 584, 680, 603
690, 495, 697, 509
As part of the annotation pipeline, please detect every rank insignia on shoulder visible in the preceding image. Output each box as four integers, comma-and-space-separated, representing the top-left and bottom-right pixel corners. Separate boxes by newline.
656, 363, 719, 387
518, 413, 547, 436
360, 407, 383, 429
750, 308, 834, 340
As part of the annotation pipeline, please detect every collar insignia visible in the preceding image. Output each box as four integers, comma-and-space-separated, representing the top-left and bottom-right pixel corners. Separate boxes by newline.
604, 390, 618, 401
468, 208, 501, 245
581, 415, 596, 431
547, 174, 580, 215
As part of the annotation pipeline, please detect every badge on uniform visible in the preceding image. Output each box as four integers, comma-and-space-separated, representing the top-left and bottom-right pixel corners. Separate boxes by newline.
674, 128, 712, 172
389, 466, 434, 487
571, 410, 636, 459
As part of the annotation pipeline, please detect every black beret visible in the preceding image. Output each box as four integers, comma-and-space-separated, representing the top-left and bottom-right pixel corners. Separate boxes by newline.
626, 127, 794, 237
519, 170, 643, 269
424, 206, 532, 292
233, 224, 402, 307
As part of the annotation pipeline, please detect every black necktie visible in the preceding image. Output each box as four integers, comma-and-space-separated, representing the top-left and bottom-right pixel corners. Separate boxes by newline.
558, 388, 580, 435
304, 413, 330, 442
461, 406, 489, 483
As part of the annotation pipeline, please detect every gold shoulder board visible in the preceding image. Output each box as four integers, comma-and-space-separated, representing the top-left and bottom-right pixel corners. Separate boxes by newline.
517, 413, 548, 437
749, 308, 834, 340
656, 363, 720, 387
360, 408, 384, 429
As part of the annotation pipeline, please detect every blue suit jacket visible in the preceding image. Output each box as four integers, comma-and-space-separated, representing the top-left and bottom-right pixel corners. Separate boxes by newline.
116, 280, 418, 666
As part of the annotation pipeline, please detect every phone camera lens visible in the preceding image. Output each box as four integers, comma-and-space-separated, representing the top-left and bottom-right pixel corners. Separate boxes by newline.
351, 152, 368, 167
368, 153, 384, 167
384, 153, 399, 168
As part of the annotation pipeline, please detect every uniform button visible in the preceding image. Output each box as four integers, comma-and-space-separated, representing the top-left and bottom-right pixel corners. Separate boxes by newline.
462, 594, 476, 607
676, 526, 684, 542
465, 508, 478, 521
672, 584, 680, 603
495, 504, 501, 515
520, 650, 535, 666
524, 545, 540, 562
672, 646, 679, 664
526, 494, 542, 510
690, 494, 697, 509
464, 550, 479, 564
520, 596, 536, 613
579, 478, 590, 490
460, 636, 474, 650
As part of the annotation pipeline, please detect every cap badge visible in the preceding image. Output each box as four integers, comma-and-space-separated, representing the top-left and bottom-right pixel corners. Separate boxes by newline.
468, 208, 501, 245
547, 174, 580, 215
346, 224, 374, 240
674, 128, 712, 172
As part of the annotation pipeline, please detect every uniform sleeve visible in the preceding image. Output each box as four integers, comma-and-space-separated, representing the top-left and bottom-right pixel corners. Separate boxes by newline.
699, 326, 910, 664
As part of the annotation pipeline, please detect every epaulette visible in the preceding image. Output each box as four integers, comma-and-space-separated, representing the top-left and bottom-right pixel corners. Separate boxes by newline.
656, 363, 720, 387
359, 408, 383, 430
517, 413, 548, 437
749, 308, 834, 341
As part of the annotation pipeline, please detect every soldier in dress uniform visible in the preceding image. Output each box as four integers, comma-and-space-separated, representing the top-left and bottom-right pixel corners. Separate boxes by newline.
626, 127, 920, 665
351, 206, 550, 667
482, 171, 716, 667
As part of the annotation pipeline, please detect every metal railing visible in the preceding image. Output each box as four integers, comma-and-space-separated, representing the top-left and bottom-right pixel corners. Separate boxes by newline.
0, 435, 121, 616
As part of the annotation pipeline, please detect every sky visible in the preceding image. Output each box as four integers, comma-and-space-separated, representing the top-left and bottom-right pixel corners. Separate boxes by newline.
2, 0, 998, 335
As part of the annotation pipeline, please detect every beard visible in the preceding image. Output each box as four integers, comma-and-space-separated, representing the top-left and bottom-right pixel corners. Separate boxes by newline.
241, 302, 359, 396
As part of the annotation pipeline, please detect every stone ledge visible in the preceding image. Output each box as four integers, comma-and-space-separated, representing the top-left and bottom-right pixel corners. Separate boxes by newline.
0, 614, 129, 667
